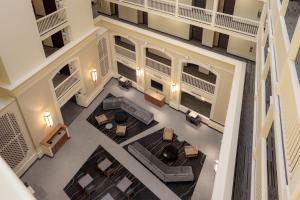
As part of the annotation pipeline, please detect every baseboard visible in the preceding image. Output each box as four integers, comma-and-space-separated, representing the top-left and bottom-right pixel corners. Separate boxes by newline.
169, 101, 179, 109
15, 153, 38, 177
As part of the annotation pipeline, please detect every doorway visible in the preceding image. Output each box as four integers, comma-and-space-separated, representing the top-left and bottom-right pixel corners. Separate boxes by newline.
60, 95, 84, 126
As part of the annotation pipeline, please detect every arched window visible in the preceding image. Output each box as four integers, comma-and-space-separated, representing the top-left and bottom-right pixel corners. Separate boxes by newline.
52, 60, 80, 100
114, 36, 136, 61
145, 48, 172, 76
182, 63, 216, 84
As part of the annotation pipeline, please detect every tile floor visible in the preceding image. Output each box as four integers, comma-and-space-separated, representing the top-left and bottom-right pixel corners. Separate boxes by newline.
21, 79, 222, 200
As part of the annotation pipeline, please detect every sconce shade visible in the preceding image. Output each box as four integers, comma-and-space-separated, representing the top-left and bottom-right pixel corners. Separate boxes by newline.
44, 112, 53, 127
136, 68, 143, 76
91, 69, 97, 82
171, 83, 177, 93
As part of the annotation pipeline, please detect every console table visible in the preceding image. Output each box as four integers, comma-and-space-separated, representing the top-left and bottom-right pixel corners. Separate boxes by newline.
40, 123, 70, 157
144, 89, 165, 107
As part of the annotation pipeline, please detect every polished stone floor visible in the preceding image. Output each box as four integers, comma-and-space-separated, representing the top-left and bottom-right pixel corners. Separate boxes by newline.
21, 79, 222, 200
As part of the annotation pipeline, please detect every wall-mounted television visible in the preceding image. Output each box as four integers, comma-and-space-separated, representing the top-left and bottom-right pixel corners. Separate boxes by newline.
151, 80, 163, 91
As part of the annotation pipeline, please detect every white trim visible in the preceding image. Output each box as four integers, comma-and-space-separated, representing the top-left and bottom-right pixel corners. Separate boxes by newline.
211, 61, 246, 200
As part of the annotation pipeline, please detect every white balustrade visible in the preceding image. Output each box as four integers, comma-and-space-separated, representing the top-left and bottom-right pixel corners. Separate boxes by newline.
115, 45, 136, 61
148, 0, 176, 15
178, 3, 212, 23
123, 0, 145, 6
107, 0, 260, 37
181, 72, 215, 95
215, 12, 259, 36
146, 57, 171, 75
54, 71, 80, 99
36, 8, 67, 36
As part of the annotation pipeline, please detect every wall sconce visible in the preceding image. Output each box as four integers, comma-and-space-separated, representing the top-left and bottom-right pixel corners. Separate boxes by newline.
90, 69, 97, 82
171, 83, 177, 93
44, 112, 53, 127
136, 68, 143, 76
200, 96, 206, 102
214, 160, 219, 172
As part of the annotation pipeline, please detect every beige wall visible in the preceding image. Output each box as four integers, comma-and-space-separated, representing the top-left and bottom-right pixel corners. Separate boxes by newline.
65, 0, 95, 40
13, 32, 106, 149
99, 20, 235, 125
211, 68, 233, 124
233, 0, 263, 20
0, 57, 10, 85
227, 36, 256, 61
118, 5, 139, 24
202, 0, 214, 47
148, 15, 190, 40
96, 1, 113, 15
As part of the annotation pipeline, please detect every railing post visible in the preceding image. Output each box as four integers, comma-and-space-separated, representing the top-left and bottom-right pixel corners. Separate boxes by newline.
258, 3, 267, 40
145, 0, 148, 9
211, 0, 219, 26
175, 0, 179, 17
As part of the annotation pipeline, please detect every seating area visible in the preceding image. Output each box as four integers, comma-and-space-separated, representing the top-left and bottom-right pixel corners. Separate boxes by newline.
103, 97, 154, 125
64, 145, 159, 200
128, 142, 194, 182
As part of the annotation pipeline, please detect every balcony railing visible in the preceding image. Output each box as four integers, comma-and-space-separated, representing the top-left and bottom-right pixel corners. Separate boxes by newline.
178, 3, 212, 24
36, 8, 67, 36
181, 72, 215, 95
104, 0, 260, 38
146, 57, 171, 75
148, 0, 176, 15
115, 44, 136, 61
54, 71, 80, 99
124, 0, 144, 6
215, 12, 259, 36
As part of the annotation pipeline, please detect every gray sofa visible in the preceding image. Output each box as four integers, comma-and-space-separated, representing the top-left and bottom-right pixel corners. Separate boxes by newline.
103, 97, 154, 125
128, 142, 194, 182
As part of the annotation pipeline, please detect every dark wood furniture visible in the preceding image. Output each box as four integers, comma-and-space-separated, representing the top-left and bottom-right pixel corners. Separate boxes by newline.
186, 110, 201, 126
144, 89, 165, 107
118, 77, 132, 89
40, 123, 70, 157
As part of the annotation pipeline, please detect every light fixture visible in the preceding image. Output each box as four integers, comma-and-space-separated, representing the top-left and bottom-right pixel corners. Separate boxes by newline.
214, 160, 219, 172
200, 96, 206, 101
136, 68, 143, 76
44, 112, 53, 127
171, 83, 177, 93
90, 69, 97, 82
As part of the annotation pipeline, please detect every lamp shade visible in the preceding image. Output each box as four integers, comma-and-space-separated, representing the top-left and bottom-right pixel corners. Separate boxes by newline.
91, 69, 97, 82
44, 112, 53, 127
171, 83, 177, 93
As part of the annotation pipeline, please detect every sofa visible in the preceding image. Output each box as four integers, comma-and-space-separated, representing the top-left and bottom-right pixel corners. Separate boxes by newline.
128, 142, 194, 182
103, 97, 154, 125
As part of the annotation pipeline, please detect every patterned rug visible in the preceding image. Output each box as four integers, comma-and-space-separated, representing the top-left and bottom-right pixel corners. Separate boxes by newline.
87, 94, 158, 144
64, 145, 159, 200
125, 128, 206, 200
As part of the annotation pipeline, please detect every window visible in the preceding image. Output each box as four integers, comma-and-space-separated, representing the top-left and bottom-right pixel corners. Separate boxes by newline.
98, 38, 110, 77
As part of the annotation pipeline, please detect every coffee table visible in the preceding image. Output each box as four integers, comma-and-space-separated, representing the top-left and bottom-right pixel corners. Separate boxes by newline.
78, 174, 93, 188
161, 144, 178, 161
105, 123, 113, 130
114, 111, 128, 124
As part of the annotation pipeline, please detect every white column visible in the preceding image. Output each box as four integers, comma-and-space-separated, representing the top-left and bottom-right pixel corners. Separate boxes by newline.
288, 18, 300, 60
0, 157, 36, 200
175, 0, 179, 17
211, 0, 219, 26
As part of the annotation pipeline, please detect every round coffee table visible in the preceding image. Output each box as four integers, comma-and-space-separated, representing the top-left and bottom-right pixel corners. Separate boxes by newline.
161, 144, 178, 161
105, 123, 113, 130
114, 111, 128, 124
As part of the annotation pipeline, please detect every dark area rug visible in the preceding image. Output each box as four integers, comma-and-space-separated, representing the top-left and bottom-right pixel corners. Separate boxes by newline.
64, 145, 159, 200
87, 94, 158, 144
125, 128, 206, 200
